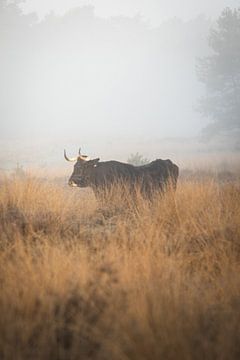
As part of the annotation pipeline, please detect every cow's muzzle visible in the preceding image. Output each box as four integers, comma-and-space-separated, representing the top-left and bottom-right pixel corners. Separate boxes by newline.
68, 180, 78, 187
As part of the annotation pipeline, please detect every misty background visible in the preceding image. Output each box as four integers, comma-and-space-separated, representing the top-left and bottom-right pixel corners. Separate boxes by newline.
0, 0, 240, 170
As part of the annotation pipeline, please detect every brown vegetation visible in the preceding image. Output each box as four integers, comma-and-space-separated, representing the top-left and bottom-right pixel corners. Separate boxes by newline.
0, 172, 240, 359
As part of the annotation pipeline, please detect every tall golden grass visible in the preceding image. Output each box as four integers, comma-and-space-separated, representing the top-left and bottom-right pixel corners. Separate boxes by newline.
0, 173, 240, 359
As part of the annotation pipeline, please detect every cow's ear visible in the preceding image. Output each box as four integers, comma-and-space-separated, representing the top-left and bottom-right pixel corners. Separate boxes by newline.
91, 158, 100, 167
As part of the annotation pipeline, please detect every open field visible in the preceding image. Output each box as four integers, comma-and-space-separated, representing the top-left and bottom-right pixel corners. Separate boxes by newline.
0, 171, 240, 359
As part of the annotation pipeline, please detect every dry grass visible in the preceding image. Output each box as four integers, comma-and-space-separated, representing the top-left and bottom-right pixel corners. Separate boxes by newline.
0, 172, 240, 359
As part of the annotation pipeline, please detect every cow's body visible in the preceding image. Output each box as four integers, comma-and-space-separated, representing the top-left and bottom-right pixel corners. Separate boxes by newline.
64, 150, 179, 198
86, 160, 177, 191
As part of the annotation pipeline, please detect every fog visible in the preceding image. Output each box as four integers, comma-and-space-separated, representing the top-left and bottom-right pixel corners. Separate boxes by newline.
0, 0, 239, 169
21, 0, 240, 25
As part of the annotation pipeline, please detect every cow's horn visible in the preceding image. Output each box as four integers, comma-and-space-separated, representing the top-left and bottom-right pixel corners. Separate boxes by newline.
64, 149, 77, 162
77, 147, 90, 161
78, 155, 90, 161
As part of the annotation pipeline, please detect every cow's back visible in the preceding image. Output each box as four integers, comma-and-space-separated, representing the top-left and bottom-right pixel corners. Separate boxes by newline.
91, 161, 137, 187
91, 159, 179, 194
137, 159, 179, 191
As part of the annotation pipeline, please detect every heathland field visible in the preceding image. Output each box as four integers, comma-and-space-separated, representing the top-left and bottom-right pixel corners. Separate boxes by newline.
0, 169, 240, 360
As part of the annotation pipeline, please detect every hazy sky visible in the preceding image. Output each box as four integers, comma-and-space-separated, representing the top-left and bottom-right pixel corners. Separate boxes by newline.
21, 0, 240, 25
1, 0, 239, 167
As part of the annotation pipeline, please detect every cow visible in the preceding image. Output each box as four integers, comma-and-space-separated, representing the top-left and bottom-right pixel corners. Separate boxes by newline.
64, 148, 179, 199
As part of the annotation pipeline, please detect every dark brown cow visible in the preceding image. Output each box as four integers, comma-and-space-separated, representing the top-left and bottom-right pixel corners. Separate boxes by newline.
64, 149, 179, 198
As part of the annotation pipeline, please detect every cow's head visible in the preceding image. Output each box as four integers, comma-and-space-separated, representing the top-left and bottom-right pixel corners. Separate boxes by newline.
64, 149, 100, 187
